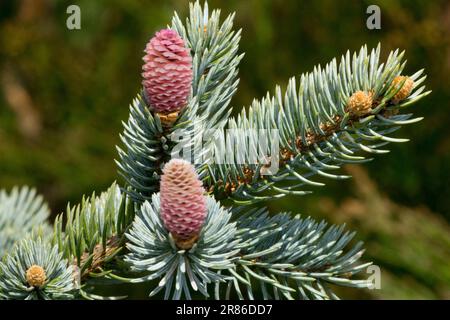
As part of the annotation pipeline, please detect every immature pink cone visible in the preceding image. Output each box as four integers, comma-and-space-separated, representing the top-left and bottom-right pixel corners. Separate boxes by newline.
142, 29, 192, 113
160, 159, 207, 245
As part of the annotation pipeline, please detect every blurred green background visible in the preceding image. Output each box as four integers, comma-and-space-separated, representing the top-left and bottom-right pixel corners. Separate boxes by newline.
0, 0, 449, 299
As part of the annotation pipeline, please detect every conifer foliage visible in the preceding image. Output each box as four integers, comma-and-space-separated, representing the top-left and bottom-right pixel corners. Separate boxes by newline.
0, 1, 429, 300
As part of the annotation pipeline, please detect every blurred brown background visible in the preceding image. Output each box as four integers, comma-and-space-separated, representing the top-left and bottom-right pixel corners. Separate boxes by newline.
0, 0, 449, 299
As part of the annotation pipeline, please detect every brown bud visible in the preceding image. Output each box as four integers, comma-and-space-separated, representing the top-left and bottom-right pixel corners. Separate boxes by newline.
156, 111, 180, 128
26, 265, 46, 288
346, 91, 373, 116
173, 234, 199, 250
391, 76, 414, 104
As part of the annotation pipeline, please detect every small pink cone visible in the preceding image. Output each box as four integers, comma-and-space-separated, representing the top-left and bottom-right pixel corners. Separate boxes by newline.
160, 159, 207, 243
142, 29, 193, 113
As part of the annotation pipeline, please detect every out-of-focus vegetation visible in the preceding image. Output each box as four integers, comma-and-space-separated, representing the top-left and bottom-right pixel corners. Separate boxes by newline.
0, 0, 449, 299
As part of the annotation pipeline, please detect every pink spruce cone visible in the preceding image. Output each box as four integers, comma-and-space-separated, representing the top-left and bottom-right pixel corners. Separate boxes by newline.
160, 159, 207, 245
142, 29, 192, 114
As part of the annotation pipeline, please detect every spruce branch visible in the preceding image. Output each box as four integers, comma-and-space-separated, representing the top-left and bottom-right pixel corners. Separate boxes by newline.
52, 183, 133, 285
218, 208, 371, 300
0, 236, 75, 300
122, 195, 373, 300
124, 194, 239, 300
116, 95, 168, 202
0, 186, 51, 257
171, 0, 243, 130
204, 45, 430, 204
